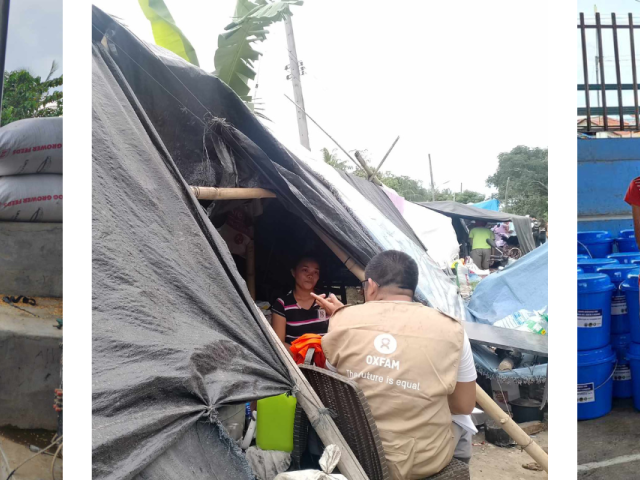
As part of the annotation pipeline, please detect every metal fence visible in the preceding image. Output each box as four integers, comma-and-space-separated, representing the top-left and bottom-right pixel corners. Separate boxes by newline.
578, 12, 640, 133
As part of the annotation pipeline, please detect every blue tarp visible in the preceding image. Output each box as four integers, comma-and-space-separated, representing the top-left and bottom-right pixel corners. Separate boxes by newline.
472, 198, 500, 211
467, 242, 548, 324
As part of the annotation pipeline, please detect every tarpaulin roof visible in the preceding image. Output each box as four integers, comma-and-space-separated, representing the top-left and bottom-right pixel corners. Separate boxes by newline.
92, 6, 466, 478
417, 201, 536, 254
472, 198, 500, 211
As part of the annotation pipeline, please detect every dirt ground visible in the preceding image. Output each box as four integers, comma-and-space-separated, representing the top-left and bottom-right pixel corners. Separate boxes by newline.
0, 429, 62, 479
470, 430, 548, 480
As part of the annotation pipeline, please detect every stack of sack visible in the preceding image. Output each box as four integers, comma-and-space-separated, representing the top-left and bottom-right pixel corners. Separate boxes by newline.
0, 117, 62, 222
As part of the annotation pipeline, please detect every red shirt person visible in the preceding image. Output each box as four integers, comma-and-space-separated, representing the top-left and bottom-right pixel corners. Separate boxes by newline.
624, 177, 640, 251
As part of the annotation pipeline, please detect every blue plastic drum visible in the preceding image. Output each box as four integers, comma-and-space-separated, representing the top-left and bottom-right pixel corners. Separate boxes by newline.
578, 345, 617, 420
611, 333, 633, 398
622, 272, 640, 343
578, 258, 619, 274
596, 264, 640, 334
617, 230, 639, 253
578, 231, 614, 258
578, 267, 584, 274
578, 254, 590, 259
607, 252, 640, 264
626, 342, 640, 411
578, 273, 615, 350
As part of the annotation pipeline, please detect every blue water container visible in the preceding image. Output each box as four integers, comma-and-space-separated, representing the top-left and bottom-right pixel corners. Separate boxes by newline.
578, 267, 584, 274
578, 231, 614, 258
622, 272, 640, 343
578, 345, 617, 420
611, 333, 633, 398
578, 254, 590, 260
596, 264, 640, 334
626, 342, 640, 411
617, 230, 639, 253
607, 252, 640, 264
577, 258, 619, 274
578, 273, 615, 350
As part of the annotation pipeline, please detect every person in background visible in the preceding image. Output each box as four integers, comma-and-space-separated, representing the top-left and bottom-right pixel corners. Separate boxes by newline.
492, 222, 511, 250
625, 177, 640, 250
270, 256, 328, 353
312, 251, 476, 479
531, 216, 541, 247
468, 220, 496, 270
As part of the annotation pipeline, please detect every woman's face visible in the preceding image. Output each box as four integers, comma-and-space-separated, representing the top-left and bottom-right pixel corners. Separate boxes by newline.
292, 259, 320, 291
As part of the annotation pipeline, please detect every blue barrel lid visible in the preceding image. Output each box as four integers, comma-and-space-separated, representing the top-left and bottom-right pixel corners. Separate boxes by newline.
578, 231, 613, 244
620, 229, 636, 239
578, 273, 616, 293
578, 254, 590, 259
596, 264, 640, 284
632, 259, 640, 265
607, 252, 640, 264
627, 342, 640, 360
578, 258, 619, 271
611, 333, 631, 347
578, 345, 616, 367
578, 267, 584, 274
621, 272, 640, 292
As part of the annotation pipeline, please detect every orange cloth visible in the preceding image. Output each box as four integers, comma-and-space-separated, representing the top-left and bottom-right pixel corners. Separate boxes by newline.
290, 334, 327, 368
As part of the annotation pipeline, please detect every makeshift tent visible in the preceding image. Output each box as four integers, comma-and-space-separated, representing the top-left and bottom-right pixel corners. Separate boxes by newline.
472, 198, 500, 211
92, 6, 465, 479
467, 243, 548, 325
417, 201, 536, 254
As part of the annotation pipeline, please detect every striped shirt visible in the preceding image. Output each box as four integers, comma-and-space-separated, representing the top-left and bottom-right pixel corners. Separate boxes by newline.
625, 177, 640, 206
271, 291, 329, 343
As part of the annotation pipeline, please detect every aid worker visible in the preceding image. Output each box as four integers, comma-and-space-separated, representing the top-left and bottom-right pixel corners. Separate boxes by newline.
312, 250, 476, 479
625, 176, 640, 251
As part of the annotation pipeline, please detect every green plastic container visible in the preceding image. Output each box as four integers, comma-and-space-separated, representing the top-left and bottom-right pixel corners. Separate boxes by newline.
256, 393, 297, 452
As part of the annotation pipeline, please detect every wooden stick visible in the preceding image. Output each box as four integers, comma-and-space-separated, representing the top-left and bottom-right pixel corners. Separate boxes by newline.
191, 186, 276, 200
374, 136, 400, 176
476, 387, 548, 472
311, 228, 549, 472
254, 306, 368, 479
354, 151, 382, 186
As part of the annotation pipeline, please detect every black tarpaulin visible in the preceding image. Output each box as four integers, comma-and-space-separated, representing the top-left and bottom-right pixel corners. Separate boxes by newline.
417, 201, 536, 254
91, 6, 380, 271
92, 37, 293, 480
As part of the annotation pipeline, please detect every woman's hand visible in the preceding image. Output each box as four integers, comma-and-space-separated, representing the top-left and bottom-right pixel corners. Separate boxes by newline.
310, 292, 344, 316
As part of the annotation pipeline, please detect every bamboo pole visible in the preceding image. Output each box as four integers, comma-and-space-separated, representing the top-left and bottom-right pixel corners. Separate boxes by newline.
191, 186, 276, 200
246, 207, 256, 300
311, 227, 549, 472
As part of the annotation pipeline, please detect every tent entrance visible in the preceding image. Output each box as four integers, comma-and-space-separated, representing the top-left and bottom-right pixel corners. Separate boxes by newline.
203, 194, 363, 308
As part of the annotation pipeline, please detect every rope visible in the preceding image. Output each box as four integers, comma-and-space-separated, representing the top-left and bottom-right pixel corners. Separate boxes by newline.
577, 241, 594, 259
5, 436, 62, 480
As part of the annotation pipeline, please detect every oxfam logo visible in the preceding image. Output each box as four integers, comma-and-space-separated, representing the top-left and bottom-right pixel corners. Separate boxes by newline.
374, 333, 397, 354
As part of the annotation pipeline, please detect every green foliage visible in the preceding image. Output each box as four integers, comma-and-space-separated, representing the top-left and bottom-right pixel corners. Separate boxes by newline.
321, 148, 485, 204
2, 64, 63, 126
139, 0, 200, 66
214, 0, 303, 102
486, 145, 548, 220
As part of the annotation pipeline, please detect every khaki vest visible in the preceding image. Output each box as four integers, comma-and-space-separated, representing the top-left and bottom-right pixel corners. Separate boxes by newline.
322, 301, 464, 480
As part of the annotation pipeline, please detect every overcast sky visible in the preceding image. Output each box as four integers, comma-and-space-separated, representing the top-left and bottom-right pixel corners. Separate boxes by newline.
5, 0, 62, 79
93, 0, 548, 195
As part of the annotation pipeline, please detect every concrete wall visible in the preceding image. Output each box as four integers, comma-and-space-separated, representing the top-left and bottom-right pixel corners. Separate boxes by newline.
578, 138, 640, 237
0, 222, 62, 297
0, 309, 62, 430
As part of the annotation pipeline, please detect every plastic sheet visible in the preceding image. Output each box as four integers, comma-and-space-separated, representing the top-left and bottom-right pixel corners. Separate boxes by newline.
92, 39, 292, 480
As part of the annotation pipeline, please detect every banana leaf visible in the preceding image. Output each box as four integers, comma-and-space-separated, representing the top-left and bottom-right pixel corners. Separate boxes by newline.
214, 0, 303, 102
139, 0, 199, 67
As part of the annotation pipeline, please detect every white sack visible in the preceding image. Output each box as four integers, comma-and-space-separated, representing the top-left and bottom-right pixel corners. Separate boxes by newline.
0, 174, 62, 222
274, 445, 347, 480
0, 117, 62, 175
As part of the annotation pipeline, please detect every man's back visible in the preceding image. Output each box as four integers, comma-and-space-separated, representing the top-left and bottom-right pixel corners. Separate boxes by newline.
468, 227, 493, 250
322, 301, 464, 479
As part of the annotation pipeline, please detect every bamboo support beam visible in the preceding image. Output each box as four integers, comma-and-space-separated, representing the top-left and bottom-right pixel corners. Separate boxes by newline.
311, 227, 549, 472
191, 186, 276, 200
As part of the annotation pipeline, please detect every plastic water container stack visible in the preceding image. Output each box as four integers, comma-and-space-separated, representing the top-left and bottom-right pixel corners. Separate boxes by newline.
617, 229, 640, 253
578, 230, 640, 420
0, 117, 62, 222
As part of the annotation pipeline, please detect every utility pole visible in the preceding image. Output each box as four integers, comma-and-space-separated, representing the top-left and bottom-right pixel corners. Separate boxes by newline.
0, 0, 10, 125
504, 177, 510, 212
595, 5, 601, 111
284, 15, 310, 150
460, 182, 463, 193
428, 153, 436, 201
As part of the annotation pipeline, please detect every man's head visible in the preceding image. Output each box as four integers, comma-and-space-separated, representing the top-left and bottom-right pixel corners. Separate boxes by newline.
362, 250, 419, 302
475, 220, 487, 228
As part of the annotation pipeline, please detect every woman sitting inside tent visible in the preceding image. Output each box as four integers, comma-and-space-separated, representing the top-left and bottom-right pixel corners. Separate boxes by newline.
271, 256, 329, 353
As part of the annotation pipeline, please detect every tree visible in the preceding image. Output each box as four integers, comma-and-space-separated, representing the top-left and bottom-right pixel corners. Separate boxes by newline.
486, 146, 548, 220
2, 62, 63, 126
321, 147, 353, 173
456, 190, 486, 204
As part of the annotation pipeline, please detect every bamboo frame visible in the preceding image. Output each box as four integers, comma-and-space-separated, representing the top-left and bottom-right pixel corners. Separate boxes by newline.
191, 186, 276, 200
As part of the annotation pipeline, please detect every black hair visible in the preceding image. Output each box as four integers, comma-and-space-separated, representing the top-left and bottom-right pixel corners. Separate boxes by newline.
364, 250, 418, 293
292, 255, 321, 270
